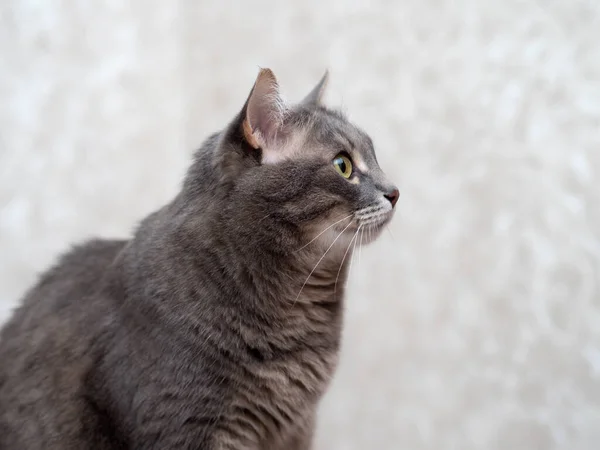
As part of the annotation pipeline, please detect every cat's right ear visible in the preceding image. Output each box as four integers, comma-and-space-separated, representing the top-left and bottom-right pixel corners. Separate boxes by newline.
301, 71, 329, 106
242, 69, 286, 150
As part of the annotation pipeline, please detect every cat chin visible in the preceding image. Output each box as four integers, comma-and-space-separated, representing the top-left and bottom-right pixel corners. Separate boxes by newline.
355, 213, 395, 246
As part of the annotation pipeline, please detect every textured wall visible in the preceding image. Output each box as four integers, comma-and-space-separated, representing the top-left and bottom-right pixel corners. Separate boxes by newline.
1, 1, 599, 449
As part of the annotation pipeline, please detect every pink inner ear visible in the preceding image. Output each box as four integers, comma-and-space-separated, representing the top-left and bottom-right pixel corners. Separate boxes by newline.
242, 118, 260, 149
245, 69, 286, 149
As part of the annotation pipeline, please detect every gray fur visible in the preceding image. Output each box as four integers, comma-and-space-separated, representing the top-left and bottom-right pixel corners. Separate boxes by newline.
301, 71, 328, 106
0, 69, 398, 450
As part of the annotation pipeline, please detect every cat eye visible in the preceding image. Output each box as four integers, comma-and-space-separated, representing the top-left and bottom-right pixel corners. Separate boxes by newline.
333, 154, 353, 179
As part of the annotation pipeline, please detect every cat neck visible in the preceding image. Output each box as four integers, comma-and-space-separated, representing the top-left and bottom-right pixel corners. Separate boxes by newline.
125, 199, 354, 311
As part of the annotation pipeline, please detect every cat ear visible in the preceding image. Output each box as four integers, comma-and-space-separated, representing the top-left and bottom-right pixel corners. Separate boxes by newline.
301, 71, 329, 106
242, 68, 286, 149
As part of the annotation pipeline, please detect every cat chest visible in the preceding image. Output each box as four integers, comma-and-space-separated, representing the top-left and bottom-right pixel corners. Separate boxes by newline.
224, 349, 339, 445
254, 348, 338, 400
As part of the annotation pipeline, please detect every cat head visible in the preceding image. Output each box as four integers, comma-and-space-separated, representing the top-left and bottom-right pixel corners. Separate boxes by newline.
212, 69, 398, 252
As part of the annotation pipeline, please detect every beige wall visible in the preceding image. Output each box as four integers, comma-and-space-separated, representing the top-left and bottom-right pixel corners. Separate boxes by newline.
1, 1, 599, 448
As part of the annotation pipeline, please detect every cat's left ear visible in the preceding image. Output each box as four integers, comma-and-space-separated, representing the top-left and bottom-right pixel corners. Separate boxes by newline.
301, 71, 329, 106
242, 68, 286, 150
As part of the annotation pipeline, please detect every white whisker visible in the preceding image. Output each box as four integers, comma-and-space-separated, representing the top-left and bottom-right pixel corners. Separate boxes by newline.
355, 204, 382, 216
386, 225, 395, 241
334, 227, 360, 298
258, 212, 272, 223
360, 227, 365, 262
294, 213, 353, 252
292, 219, 354, 306
355, 208, 385, 220
347, 225, 361, 278
360, 214, 386, 225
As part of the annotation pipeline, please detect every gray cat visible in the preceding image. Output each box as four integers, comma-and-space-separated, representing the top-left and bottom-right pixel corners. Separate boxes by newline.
0, 69, 398, 450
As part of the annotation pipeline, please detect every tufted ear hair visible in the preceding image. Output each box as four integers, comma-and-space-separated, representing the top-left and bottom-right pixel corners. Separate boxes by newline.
301, 71, 329, 106
242, 68, 287, 149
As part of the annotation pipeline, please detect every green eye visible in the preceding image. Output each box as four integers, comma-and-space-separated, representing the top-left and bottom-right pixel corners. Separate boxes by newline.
333, 154, 353, 179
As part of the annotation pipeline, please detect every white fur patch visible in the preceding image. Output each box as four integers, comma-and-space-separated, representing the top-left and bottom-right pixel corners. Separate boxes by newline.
260, 129, 308, 165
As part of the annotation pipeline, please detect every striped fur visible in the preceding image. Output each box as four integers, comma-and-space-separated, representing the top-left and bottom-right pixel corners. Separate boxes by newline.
0, 70, 397, 449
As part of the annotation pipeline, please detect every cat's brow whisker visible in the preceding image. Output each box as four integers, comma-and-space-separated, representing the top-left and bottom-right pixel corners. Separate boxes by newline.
292, 220, 354, 306
334, 227, 360, 297
294, 213, 353, 252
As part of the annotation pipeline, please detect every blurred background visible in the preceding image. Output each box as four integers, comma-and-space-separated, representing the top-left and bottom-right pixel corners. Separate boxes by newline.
1, 0, 599, 448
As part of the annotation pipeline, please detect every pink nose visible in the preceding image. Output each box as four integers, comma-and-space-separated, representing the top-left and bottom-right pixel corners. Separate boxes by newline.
384, 188, 399, 208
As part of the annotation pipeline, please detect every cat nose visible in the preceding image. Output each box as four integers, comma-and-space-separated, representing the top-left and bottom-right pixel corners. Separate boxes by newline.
384, 188, 399, 208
